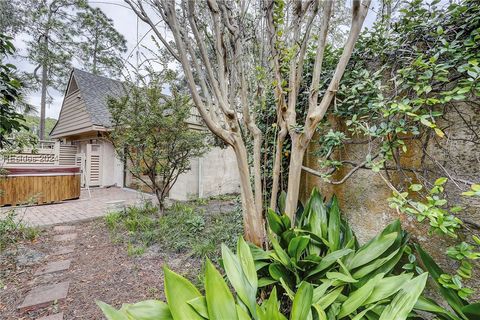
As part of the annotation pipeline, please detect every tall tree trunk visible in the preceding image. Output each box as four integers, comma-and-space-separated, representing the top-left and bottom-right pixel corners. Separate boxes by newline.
39, 35, 48, 141
270, 123, 287, 210
155, 189, 165, 215
232, 136, 265, 246
93, 28, 98, 74
284, 136, 308, 222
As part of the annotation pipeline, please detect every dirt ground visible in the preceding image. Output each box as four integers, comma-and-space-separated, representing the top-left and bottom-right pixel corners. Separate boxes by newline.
0, 219, 203, 319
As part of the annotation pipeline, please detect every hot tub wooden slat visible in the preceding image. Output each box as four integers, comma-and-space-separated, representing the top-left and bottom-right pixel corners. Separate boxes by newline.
0, 168, 80, 206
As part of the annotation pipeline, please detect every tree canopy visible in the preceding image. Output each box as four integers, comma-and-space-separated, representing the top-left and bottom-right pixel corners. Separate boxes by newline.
108, 71, 209, 212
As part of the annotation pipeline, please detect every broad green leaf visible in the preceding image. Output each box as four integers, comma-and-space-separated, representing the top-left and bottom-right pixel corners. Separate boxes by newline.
307, 249, 353, 279
238, 237, 258, 291
326, 271, 358, 284
268, 263, 290, 281
258, 287, 287, 320
435, 177, 448, 186
269, 234, 291, 266
307, 188, 328, 238
364, 274, 413, 304
409, 184, 423, 191
351, 302, 380, 320
290, 282, 313, 320
249, 244, 270, 261
237, 305, 251, 320
328, 196, 341, 251
348, 232, 398, 269
221, 244, 256, 317
278, 191, 287, 214
317, 286, 344, 310
122, 300, 173, 320
205, 258, 238, 320
414, 296, 462, 320
258, 277, 277, 287
352, 248, 400, 279
96, 301, 130, 320
279, 277, 295, 300
312, 280, 333, 303
338, 273, 384, 318
462, 303, 480, 319
187, 297, 209, 319
267, 209, 285, 236
163, 266, 203, 320
415, 244, 467, 316
312, 304, 327, 320
287, 236, 310, 262
379, 273, 428, 320
358, 244, 406, 286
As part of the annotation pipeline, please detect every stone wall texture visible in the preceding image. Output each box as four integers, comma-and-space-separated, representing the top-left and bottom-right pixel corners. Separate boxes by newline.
301, 108, 480, 298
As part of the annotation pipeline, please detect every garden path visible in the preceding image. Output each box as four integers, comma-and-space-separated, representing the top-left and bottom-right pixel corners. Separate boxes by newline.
2, 187, 154, 227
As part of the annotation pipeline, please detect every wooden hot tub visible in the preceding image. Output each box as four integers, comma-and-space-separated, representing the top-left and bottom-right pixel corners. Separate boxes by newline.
0, 167, 81, 206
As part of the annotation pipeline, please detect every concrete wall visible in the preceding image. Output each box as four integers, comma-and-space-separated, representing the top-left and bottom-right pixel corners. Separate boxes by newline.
169, 146, 240, 200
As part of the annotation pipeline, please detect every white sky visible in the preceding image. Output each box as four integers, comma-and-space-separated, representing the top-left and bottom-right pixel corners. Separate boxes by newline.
11, 0, 381, 120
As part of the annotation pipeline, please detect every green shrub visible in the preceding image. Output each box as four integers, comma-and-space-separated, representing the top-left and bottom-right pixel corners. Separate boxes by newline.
104, 199, 243, 261
98, 237, 428, 320
98, 189, 480, 319
0, 210, 39, 252
97, 190, 429, 319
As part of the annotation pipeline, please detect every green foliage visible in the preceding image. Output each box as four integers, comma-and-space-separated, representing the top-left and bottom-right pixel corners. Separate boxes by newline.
99, 237, 427, 320
22, 115, 57, 139
388, 177, 463, 238
98, 190, 437, 320
0, 33, 26, 148
76, 6, 127, 77
257, 0, 480, 203
104, 199, 243, 262
15, 0, 126, 90
0, 210, 39, 252
254, 188, 432, 319
462, 184, 480, 197
389, 177, 480, 300
108, 71, 209, 209
415, 244, 480, 320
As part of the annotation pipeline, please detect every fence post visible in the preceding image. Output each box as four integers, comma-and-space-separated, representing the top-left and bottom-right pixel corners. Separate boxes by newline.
54, 141, 60, 166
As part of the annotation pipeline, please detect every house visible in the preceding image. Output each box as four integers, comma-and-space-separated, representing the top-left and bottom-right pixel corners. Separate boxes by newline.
50, 68, 240, 200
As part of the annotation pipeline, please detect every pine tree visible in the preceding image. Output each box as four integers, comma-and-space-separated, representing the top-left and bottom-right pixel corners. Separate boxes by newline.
21, 0, 127, 140
76, 7, 127, 78
23, 0, 85, 140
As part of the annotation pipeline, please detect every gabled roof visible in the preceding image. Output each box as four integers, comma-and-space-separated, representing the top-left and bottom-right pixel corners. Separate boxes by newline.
50, 68, 205, 139
50, 69, 125, 138
71, 68, 125, 127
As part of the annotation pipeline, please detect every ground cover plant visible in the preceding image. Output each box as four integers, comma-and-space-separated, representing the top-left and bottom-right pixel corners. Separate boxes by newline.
98, 189, 480, 319
0, 209, 38, 252
104, 197, 242, 262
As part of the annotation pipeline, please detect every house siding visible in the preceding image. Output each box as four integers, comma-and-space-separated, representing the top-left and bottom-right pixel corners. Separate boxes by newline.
50, 89, 94, 138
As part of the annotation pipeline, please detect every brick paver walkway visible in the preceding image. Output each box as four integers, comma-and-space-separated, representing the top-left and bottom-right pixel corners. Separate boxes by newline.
17, 225, 78, 318
3, 187, 154, 227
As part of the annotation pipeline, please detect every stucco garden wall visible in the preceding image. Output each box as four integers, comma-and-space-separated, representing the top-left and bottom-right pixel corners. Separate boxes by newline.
301, 108, 480, 298
166, 146, 240, 201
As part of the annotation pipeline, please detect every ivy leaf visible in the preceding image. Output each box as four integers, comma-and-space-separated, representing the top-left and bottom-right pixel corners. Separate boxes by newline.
409, 184, 423, 192
434, 177, 448, 186
434, 128, 445, 138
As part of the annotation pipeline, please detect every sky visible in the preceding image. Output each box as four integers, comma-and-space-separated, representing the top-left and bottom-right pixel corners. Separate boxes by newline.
12, 0, 381, 120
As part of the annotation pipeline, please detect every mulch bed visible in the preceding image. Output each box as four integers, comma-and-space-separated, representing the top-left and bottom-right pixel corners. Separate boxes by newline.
0, 219, 202, 319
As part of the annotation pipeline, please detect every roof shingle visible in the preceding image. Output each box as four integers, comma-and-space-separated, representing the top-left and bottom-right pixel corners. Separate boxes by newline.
72, 68, 125, 127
